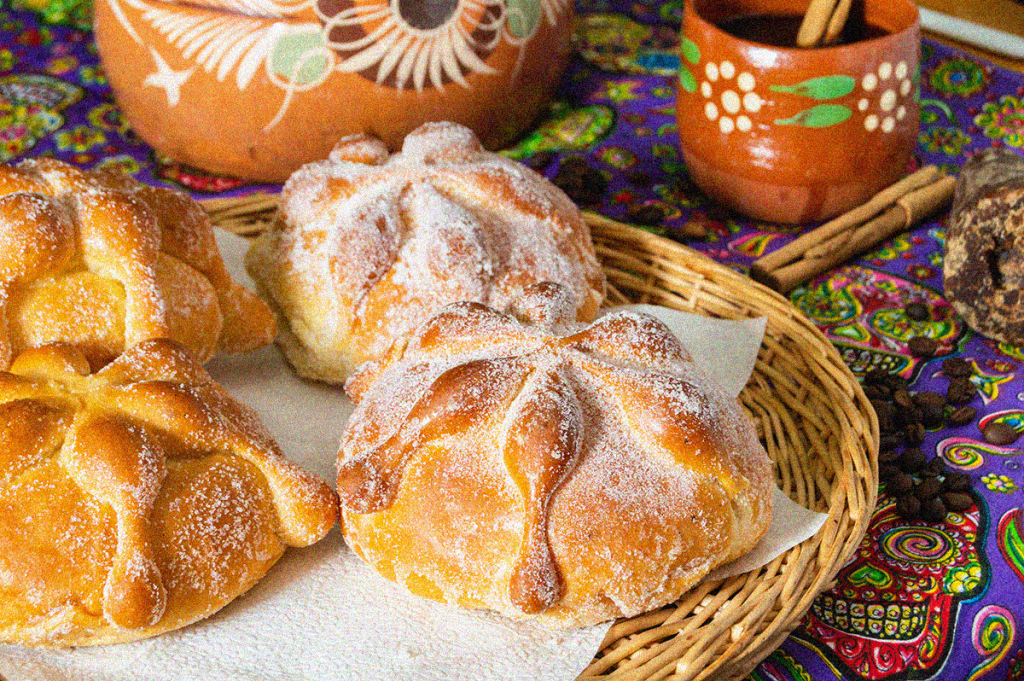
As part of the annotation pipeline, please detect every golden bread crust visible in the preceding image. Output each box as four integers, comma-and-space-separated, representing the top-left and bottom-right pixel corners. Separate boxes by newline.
245, 122, 606, 384
0, 340, 337, 647
0, 158, 275, 370
338, 283, 774, 627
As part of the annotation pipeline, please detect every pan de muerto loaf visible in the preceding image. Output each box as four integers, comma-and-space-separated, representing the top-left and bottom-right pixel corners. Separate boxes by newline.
0, 339, 336, 647
338, 282, 773, 627
245, 122, 605, 383
0, 158, 275, 370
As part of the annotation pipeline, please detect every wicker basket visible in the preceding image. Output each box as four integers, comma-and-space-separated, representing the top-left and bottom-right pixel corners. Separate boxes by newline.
204, 198, 879, 681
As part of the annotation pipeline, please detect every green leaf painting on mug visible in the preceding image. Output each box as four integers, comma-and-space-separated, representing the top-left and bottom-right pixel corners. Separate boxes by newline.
676, 39, 699, 92
680, 38, 700, 65
679, 67, 697, 93
770, 75, 856, 100
775, 105, 852, 128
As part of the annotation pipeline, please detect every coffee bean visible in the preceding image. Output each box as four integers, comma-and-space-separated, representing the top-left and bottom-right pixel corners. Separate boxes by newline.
522, 151, 556, 172
914, 477, 943, 500
879, 446, 901, 463
865, 368, 890, 386
942, 357, 973, 378
947, 377, 976, 406
896, 495, 922, 519
625, 204, 667, 227
904, 302, 930, 321
903, 422, 926, 446
983, 421, 1020, 446
908, 336, 939, 358
922, 457, 948, 477
921, 497, 948, 523
888, 472, 914, 496
898, 447, 927, 472
898, 406, 924, 427
553, 158, 607, 205
942, 491, 973, 512
892, 389, 914, 410
863, 384, 889, 401
880, 433, 901, 452
879, 463, 901, 481
920, 402, 946, 428
948, 376, 971, 394
943, 472, 971, 492
883, 374, 910, 393
871, 400, 897, 433
946, 406, 977, 427
913, 391, 946, 410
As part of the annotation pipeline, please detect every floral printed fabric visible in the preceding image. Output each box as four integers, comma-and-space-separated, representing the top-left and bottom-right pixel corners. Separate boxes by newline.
3, 1, 1024, 679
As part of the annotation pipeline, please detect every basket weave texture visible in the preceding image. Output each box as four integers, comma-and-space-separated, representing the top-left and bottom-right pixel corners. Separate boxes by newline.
204, 198, 879, 681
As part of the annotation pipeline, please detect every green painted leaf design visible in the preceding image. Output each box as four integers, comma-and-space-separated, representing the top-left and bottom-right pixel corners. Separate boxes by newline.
680, 38, 700, 65
770, 75, 856, 100
775, 105, 852, 128
271, 29, 329, 85
507, 0, 542, 39
678, 67, 696, 93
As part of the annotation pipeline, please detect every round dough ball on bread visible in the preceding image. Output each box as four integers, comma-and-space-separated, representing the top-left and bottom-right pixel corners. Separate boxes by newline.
337, 282, 774, 628
245, 122, 606, 383
0, 340, 337, 647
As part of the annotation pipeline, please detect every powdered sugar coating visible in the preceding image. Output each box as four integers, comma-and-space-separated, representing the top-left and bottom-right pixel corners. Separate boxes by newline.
0, 340, 337, 647
245, 121, 605, 384
339, 283, 774, 627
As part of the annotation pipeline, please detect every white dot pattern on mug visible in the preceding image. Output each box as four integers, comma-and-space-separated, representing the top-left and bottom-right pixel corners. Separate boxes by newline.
699, 62, 761, 134
860, 60, 914, 133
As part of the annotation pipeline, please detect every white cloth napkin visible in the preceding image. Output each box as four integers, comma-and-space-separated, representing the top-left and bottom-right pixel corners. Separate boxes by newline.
0, 231, 825, 681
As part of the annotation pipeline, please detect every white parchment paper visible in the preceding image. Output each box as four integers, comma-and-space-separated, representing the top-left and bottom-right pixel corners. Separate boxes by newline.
0, 231, 826, 681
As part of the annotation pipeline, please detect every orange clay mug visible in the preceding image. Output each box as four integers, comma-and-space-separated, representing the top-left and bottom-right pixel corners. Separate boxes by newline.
94, 0, 573, 182
675, 0, 920, 224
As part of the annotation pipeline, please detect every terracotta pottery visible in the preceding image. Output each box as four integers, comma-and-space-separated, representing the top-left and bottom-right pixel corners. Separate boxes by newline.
93, 0, 573, 182
675, 0, 920, 224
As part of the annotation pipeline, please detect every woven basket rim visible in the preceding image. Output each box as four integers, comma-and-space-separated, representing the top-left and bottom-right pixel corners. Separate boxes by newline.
579, 213, 878, 681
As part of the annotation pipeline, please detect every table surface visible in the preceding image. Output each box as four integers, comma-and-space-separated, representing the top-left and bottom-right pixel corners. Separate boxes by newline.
919, 0, 1024, 71
1, 1, 1024, 681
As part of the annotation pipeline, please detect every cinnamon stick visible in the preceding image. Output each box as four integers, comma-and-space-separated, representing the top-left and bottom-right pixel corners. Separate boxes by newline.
750, 165, 942, 278
823, 0, 854, 44
797, 0, 843, 47
751, 175, 956, 293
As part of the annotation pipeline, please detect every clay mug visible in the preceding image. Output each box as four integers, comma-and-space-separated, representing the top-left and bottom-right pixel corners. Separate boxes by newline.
675, 0, 920, 224
94, 0, 574, 182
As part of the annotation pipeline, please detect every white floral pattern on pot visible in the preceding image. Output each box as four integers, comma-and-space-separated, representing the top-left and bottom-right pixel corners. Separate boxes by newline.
106, 0, 568, 131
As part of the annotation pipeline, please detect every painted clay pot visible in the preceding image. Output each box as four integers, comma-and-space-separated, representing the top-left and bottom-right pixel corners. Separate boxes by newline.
675, 0, 920, 224
94, 0, 573, 182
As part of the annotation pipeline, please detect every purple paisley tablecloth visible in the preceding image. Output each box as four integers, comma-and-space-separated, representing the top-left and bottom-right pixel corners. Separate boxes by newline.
2, 1, 1023, 679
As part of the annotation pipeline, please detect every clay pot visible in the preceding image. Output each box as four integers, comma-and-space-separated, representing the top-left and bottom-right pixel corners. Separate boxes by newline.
675, 0, 920, 224
94, 0, 573, 182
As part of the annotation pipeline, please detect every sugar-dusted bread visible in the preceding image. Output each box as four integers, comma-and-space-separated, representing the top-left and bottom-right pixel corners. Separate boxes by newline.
245, 122, 606, 384
338, 283, 774, 628
0, 158, 275, 370
0, 340, 337, 647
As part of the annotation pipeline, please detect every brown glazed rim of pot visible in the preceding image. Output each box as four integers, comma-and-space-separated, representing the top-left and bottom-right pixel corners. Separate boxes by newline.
687, 0, 920, 55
